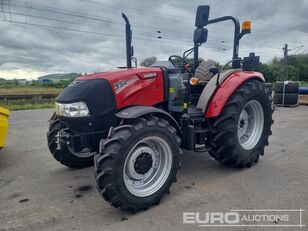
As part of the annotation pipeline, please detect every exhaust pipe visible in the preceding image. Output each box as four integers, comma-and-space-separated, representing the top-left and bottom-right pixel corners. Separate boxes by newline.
122, 13, 133, 68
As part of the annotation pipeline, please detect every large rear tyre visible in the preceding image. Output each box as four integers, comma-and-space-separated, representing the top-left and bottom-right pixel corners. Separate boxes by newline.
273, 93, 298, 105
209, 80, 273, 168
274, 81, 299, 93
94, 116, 181, 212
47, 120, 94, 169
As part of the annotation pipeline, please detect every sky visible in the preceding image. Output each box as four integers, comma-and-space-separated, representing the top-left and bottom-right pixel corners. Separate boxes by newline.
0, 0, 308, 80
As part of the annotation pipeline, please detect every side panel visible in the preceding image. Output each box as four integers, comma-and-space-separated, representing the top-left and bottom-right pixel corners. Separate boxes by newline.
205, 71, 265, 118
111, 69, 164, 109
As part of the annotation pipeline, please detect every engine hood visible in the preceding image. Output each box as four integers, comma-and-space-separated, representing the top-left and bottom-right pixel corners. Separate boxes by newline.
55, 67, 165, 131
76, 67, 161, 82
75, 67, 165, 109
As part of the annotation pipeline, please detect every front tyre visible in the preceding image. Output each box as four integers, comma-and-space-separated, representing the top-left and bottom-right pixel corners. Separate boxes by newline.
94, 116, 181, 212
209, 80, 273, 168
47, 120, 94, 169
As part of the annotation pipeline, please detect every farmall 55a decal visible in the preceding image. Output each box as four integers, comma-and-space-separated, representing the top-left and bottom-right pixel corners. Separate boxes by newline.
114, 80, 127, 90
114, 76, 139, 94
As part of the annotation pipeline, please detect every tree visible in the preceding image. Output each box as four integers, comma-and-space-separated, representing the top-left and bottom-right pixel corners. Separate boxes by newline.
140, 56, 157, 67
256, 63, 279, 83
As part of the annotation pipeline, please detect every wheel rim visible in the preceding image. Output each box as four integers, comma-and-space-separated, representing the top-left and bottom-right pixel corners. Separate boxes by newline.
123, 136, 172, 197
238, 100, 264, 150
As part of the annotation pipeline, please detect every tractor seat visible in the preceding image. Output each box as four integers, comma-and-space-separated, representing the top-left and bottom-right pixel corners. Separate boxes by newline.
194, 60, 217, 82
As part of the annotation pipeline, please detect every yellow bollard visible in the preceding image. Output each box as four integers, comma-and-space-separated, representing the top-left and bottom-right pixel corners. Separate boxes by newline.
0, 107, 10, 149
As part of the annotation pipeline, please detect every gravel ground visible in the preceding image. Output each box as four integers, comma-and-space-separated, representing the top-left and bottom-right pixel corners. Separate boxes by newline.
0, 107, 307, 231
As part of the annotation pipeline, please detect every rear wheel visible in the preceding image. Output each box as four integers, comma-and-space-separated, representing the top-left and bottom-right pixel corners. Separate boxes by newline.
47, 120, 94, 168
209, 80, 273, 168
94, 116, 181, 212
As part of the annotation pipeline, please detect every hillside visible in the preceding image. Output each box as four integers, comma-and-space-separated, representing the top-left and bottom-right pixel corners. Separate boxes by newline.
38, 73, 81, 81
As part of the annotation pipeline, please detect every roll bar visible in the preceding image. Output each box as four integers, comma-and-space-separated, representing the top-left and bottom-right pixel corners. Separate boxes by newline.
207, 16, 242, 69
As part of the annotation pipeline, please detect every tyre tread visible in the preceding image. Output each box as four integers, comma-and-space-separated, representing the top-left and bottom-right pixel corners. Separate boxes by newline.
94, 115, 181, 212
209, 80, 273, 168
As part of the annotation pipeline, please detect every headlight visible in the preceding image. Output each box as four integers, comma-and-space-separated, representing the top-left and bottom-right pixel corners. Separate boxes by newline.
55, 102, 90, 117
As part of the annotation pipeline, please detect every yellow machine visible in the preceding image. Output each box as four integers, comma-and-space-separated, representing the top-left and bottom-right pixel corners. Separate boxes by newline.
0, 107, 10, 149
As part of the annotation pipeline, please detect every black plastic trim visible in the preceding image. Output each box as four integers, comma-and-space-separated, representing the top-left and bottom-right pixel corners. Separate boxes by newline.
160, 67, 170, 102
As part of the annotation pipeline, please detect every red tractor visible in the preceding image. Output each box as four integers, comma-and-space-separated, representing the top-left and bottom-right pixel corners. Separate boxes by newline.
47, 6, 273, 212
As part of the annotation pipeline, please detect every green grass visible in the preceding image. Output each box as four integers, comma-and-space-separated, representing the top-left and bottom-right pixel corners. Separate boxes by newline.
0, 102, 54, 111
300, 81, 308, 87
0, 86, 59, 110
0, 87, 62, 95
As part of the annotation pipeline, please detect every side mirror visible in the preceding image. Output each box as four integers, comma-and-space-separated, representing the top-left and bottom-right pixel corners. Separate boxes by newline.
193, 28, 208, 44
195, 5, 210, 27
131, 46, 134, 57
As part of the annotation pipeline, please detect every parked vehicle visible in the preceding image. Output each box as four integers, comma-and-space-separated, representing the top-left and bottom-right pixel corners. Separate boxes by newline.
0, 107, 10, 149
47, 5, 273, 212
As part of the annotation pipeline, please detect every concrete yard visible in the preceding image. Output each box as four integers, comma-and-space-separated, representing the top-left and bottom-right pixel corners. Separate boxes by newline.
0, 107, 307, 231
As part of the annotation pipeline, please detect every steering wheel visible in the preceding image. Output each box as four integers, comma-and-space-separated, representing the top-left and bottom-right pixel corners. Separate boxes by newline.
168, 55, 189, 69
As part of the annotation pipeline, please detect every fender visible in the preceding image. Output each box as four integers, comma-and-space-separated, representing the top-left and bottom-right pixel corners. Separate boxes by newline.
116, 106, 183, 137
205, 71, 265, 118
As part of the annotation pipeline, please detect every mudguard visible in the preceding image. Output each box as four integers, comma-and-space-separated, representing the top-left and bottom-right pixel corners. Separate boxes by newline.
116, 106, 183, 137
204, 71, 265, 118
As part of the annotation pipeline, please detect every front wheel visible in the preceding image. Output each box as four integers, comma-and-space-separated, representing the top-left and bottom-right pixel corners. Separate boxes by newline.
209, 80, 273, 168
94, 116, 181, 212
47, 119, 94, 168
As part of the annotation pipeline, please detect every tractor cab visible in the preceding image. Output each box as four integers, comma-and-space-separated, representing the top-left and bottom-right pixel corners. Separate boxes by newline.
152, 5, 260, 114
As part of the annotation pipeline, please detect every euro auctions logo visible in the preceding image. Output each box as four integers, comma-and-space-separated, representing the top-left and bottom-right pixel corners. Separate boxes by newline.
183, 212, 240, 224
183, 209, 305, 228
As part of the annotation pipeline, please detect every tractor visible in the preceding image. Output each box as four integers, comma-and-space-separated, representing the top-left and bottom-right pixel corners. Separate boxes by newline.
47, 5, 273, 212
